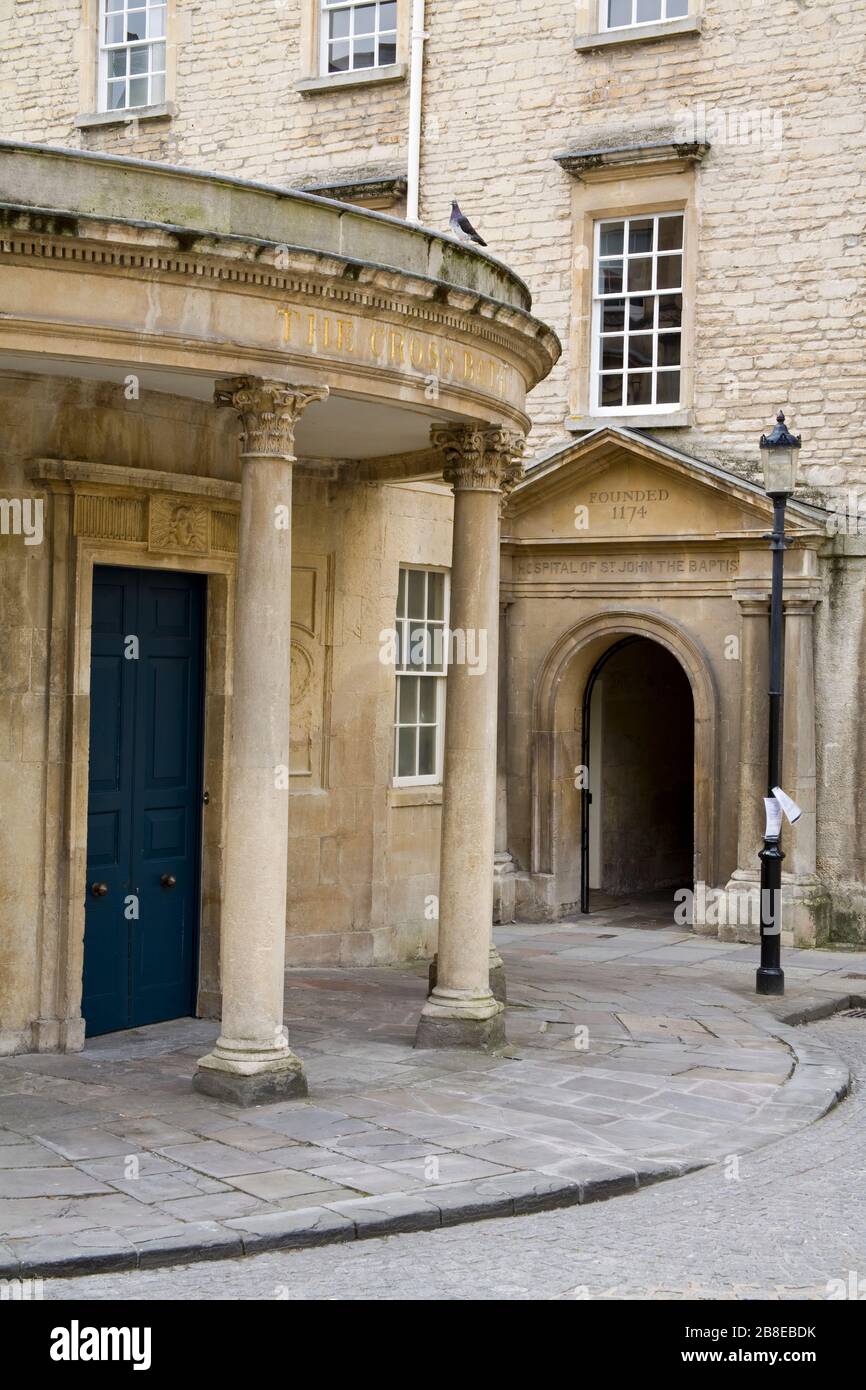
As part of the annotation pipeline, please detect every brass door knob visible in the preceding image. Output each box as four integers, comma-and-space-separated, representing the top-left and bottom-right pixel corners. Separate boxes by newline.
160, 873, 177, 889
90, 882, 109, 897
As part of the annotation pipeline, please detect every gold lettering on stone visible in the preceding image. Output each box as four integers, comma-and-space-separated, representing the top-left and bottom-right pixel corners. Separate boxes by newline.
515, 554, 739, 578
275, 305, 518, 406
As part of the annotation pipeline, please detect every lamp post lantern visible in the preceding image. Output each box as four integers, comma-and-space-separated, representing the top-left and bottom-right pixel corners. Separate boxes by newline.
756, 411, 801, 997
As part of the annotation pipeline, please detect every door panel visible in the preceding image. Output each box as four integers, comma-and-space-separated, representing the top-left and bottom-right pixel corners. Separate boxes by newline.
83, 566, 205, 1037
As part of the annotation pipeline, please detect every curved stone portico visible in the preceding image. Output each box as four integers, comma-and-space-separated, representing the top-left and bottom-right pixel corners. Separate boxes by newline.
0, 141, 560, 1089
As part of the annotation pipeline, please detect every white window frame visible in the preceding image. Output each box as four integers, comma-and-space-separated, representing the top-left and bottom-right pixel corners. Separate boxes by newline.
393, 566, 449, 788
599, 0, 689, 32
97, 0, 168, 114
319, 0, 399, 77
590, 211, 685, 416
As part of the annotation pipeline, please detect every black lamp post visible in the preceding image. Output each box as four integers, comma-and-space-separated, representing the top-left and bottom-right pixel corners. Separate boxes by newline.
755, 411, 801, 997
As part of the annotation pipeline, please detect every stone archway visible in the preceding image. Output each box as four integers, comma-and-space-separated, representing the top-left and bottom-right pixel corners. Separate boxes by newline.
529, 608, 718, 919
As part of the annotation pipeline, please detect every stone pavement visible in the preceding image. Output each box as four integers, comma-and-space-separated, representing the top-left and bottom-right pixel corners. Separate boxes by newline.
50, 1011, 866, 1301
0, 903, 862, 1279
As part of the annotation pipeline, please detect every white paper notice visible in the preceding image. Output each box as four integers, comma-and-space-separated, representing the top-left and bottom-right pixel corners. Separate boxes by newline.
764, 796, 783, 840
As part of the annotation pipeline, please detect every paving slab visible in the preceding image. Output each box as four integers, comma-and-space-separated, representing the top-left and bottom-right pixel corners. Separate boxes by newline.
0, 904, 862, 1276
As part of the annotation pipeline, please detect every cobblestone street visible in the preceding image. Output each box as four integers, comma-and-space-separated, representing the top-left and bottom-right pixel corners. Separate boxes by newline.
38, 1012, 865, 1300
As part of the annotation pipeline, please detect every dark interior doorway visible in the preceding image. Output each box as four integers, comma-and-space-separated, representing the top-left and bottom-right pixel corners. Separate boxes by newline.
581, 636, 694, 913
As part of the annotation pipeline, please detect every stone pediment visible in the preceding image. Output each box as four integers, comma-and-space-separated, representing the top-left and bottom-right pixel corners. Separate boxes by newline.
504, 428, 825, 544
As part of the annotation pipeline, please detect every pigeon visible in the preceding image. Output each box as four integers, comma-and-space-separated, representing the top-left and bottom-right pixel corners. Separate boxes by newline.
450, 200, 487, 247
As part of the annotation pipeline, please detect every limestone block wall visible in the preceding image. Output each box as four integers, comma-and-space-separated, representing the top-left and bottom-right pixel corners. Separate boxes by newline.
1, 3, 862, 483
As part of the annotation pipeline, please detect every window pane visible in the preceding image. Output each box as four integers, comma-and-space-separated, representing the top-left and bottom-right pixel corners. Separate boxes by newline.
414, 622, 435, 668
128, 75, 149, 106
130, 44, 149, 75
607, 0, 631, 26
148, 5, 166, 39
380, 1, 398, 27
151, 71, 165, 103
107, 79, 126, 109
378, 38, 397, 64
407, 569, 426, 618
418, 724, 436, 777
600, 374, 623, 407
419, 678, 437, 724
657, 215, 683, 251
627, 373, 653, 406
109, 49, 127, 78
657, 293, 683, 329
626, 257, 652, 293
353, 36, 376, 67
398, 726, 417, 778
423, 624, 442, 673
329, 9, 350, 39
657, 370, 681, 404
636, 0, 662, 20
598, 261, 623, 294
601, 336, 624, 370
126, 10, 147, 42
599, 223, 624, 256
106, 0, 124, 9
657, 332, 681, 366
106, 14, 125, 43
628, 219, 654, 254
627, 297, 654, 332
656, 254, 682, 290
398, 675, 418, 723
355, 5, 376, 34
601, 299, 625, 333
627, 334, 654, 368
397, 568, 406, 615
328, 40, 350, 71
666, 0, 689, 16
427, 572, 444, 620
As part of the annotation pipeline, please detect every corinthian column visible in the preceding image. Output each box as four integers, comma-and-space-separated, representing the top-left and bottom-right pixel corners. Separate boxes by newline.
194, 377, 327, 1105
415, 424, 524, 1050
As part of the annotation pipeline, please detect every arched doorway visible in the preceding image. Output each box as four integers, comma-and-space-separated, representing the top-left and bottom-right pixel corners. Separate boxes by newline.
529, 609, 717, 920
581, 637, 694, 913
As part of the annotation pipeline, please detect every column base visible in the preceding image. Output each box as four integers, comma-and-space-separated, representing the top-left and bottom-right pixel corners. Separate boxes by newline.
428, 955, 507, 1004
414, 988, 506, 1050
193, 1040, 308, 1107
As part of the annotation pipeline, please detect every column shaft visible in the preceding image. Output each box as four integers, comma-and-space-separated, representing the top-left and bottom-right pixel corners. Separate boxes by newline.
415, 425, 523, 1050
782, 598, 818, 879
194, 378, 326, 1104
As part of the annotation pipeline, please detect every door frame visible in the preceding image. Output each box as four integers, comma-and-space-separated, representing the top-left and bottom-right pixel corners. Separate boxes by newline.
28, 462, 241, 1051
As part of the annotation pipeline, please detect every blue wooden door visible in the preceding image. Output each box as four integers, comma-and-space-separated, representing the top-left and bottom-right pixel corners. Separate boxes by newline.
83, 566, 205, 1037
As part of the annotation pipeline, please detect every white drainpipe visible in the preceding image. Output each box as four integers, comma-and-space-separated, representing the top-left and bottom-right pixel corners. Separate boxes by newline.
406, 0, 427, 223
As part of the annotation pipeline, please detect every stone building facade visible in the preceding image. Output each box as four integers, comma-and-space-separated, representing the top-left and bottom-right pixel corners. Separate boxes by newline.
0, 1, 864, 1070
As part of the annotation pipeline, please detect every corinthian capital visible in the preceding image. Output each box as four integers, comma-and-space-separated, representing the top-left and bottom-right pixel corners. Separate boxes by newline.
215, 377, 329, 459
431, 423, 525, 494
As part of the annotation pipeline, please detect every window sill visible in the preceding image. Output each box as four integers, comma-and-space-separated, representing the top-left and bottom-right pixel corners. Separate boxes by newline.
296, 63, 407, 97
75, 102, 176, 130
389, 785, 443, 808
566, 410, 692, 431
575, 16, 702, 52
